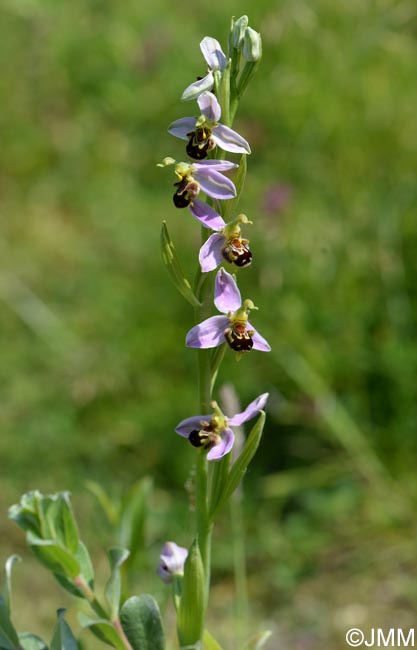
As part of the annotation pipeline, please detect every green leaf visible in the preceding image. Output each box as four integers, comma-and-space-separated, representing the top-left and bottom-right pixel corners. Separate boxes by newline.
45, 493, 79, 555
86, 481, 119, 527
8, 491, 43, 538
27, 534, 80, 578
177, 541, 205, 648
211, 412, 266, 516
161, 222, 201, 308
75, 542, 94, 588
78, 613, 125, 650
105, 548, 130, 619
245, 630, 272, 650
120, 595, 165, 650
2, 555, 21, 613
221, 154, 247, 223
0, 595, 20, 650
209, 453, 232, 519
19, 633, 48, 650
50, 609, 78, 650
119, 478, 152, 567
204, 629, 223, 650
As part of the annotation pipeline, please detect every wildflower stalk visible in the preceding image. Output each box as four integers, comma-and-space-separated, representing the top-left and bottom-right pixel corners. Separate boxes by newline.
194, 228, 215, 603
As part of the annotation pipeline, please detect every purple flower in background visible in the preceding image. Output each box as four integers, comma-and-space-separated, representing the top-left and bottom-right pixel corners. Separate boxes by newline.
176, 393, 268, 460
169, 92, 251, 160
158, 158, 238, 229
199, 214, 253, 272
263, 183, 292, 216
181, 37, 227, 102
186, 268, 271, 353
157, 541, 188, 584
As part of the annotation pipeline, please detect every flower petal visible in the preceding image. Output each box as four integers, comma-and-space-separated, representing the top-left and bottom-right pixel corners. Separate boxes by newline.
194, 169, 236, 200
247, 322, 272, 352
189, 198, 226, 230
186, 315, 229, 348
193, 160, 238, 173
157, 541, 188, 584
228, 393, 269, 426
212, 124, 251, 154
197, 91, 221, 122
181, 72, 214, 101
168, 117, 197, 140
207, 428, 234, 460
214, 268, 242, 313
200, 36, 227, 71
199, 233, 225, 272
176, 415, 211, 437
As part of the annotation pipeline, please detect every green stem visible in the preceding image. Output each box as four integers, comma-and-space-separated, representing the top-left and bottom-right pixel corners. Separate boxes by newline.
194, 229, 215, 612
230, 492, 249, 648
74, 577, 133, 650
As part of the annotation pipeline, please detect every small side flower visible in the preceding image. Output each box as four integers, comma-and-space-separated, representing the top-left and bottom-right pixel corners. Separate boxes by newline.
175, 393, 269, 460
157, 542, 188, 584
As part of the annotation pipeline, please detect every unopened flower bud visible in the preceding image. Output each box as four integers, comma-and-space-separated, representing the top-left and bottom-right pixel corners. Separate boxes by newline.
231, 15, 249, 49
242, 27, 262, 62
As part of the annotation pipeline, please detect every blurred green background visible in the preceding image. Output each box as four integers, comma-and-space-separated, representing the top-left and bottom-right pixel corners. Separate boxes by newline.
1, 0, 416, 647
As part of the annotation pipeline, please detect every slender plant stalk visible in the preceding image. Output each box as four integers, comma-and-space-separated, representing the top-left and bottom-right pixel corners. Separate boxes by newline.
195, 235, 215, 607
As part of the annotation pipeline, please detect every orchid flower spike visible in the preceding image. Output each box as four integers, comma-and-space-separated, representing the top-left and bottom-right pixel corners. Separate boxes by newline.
157, 542, 188, 584
186, 268, 271, 353
181, 37, 227, 102
158, 157, 238, 230
199, 214, 253, 272
176, 393, 268, 460
169, 91, 251, 160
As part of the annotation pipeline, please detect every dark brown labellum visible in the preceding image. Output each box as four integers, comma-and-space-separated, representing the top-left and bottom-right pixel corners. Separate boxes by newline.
222, 239, 252, 267
173, 179, 191, 208
189, 429, 207, 447
224, 323, 254, 352
188, 428, 219, 450
186, 127, 214, 160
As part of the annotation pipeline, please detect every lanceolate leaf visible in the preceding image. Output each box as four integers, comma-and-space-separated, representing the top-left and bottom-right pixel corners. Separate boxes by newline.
119, 478, 152, 568
245, 630, 273, 650
50, 609, 78, 650
27, 534, 80, 578
161, 221, 201, 308
78, 613, 125, 650
177, 541, 205, 648
211, 412, 266, 515
0, 595, 20, 650
44, 493, 79, 555
120, 595, 165, 650
2, 555, 21, 613
19, 633, 48, 650
105, 548, 130, 619
204, 629, 223, 649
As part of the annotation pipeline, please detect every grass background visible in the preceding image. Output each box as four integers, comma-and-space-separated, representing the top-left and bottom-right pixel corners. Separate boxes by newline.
0, 0, 416, 647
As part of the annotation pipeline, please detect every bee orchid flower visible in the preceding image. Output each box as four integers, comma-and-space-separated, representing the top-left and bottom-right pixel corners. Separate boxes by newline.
199, 214, 253, 272
176, 392, 269, 460
158, 157, 238, 230
169, 91, 251, 160
186, 268, 271, 353
181, 36, 227, 102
